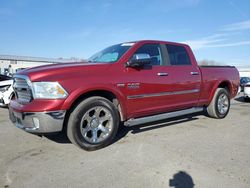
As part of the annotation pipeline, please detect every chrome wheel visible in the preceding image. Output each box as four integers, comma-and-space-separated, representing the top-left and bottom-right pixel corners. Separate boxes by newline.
217, 93, 229, 115
80, 106, 113, 144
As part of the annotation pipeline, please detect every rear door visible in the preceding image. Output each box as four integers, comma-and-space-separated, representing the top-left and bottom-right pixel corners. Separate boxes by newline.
163, 44, 201, 109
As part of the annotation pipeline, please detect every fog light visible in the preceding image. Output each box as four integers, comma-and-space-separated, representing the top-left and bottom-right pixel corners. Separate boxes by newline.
32, 117, 40, 129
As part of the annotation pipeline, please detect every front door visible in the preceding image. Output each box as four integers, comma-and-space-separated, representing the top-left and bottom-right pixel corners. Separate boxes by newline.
124, 43, 175, 118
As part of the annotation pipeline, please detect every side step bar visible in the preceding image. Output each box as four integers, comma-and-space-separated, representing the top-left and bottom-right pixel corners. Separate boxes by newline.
124, 107, 204, 127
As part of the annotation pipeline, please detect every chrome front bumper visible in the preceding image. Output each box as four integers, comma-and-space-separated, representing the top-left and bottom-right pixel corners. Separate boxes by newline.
9, 108, 66, 133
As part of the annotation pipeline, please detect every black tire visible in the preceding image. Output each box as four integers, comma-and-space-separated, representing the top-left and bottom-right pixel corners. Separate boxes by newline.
67, 96, 120, 151
206, 88, 230, 119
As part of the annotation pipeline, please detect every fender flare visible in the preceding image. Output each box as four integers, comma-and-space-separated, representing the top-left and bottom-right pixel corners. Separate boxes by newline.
208, 80, 232, 104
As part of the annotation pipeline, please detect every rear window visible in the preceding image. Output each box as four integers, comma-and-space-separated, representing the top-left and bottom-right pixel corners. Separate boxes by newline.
166, 44, 191, 66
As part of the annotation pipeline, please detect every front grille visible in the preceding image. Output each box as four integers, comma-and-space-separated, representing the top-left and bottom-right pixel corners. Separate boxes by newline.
13, 77, 32, 103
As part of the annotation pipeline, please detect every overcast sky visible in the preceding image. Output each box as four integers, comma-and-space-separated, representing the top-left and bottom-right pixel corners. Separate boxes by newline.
0, 0, 250, 65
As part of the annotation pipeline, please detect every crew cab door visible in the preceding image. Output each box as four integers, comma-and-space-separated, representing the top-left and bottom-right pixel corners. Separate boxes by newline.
162, 44, 201, 109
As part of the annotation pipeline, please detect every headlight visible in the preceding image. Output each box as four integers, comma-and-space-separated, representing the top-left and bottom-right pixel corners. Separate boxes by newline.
32, 82, 68, 99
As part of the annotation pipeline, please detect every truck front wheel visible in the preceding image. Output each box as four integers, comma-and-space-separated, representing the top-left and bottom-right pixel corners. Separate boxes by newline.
67, 97, 119, 151
207, 88, 230, 119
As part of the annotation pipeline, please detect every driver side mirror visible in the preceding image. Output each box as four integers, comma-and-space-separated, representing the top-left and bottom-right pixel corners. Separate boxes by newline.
126, 53, 151, 68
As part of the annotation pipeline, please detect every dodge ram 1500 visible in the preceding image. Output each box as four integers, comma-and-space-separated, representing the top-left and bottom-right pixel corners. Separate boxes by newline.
9, 40, 240, 150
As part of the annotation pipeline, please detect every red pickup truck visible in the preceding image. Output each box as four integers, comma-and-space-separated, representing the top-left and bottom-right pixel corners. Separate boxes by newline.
9, 40, 240, 150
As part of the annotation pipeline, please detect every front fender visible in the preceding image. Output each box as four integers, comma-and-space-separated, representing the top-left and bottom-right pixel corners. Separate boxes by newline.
61, 85, 128, 120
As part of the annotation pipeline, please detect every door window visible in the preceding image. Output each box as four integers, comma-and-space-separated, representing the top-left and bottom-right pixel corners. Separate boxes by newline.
165, 44, 191, 66
133, 44, 163, 66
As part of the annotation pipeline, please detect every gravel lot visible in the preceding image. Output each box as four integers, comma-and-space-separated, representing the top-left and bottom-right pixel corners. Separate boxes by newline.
0, 95, 250, 188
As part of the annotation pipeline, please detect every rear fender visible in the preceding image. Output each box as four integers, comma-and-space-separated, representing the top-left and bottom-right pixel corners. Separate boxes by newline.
208, 80, 232, 103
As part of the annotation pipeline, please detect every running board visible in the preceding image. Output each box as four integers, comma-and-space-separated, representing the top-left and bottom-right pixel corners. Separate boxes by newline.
124, 107, 204, 127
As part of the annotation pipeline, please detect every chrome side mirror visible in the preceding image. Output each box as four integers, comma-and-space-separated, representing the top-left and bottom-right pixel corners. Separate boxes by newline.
126, 53, 151, 68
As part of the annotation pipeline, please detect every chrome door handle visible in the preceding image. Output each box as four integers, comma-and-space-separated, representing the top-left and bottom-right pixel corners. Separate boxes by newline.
157, 72, 168, 76
190, 72, 199, 75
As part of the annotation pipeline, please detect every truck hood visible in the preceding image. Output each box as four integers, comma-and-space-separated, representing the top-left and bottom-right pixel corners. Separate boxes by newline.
18, 62, 112, 81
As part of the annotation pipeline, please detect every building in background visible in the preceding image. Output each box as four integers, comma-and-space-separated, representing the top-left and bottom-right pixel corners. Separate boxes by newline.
0, 55, 79, 76
1, 55, 249, 78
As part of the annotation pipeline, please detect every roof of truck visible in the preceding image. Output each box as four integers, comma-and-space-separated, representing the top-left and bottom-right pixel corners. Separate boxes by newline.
131, 40, 189, 46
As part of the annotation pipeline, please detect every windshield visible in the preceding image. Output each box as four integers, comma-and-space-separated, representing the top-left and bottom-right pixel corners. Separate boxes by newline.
241, 77, 250, 84
0, 74, 12, 82
88, 43, 134, 63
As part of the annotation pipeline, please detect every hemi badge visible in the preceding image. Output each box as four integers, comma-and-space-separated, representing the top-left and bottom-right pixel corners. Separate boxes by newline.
127, 83, 140, 89
117, 83, 125, 87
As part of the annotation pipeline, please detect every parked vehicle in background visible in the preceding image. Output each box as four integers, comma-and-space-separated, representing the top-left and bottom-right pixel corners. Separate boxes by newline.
9, 40, 240, 150
0, 75, 14, 107
240, 77, 250, 90
240, 77, 250, 101
16, 68, 27, 73
244, 86, 250, 101
0, 74, 12, 82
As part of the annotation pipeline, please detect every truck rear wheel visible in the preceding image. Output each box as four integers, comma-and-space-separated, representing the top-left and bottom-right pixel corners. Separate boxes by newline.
67, 96, 119, 151
207, 88, 230, 119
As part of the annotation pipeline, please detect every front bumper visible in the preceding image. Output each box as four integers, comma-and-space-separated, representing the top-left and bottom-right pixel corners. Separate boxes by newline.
244, 87, 250, 98
9, 108, 66, 133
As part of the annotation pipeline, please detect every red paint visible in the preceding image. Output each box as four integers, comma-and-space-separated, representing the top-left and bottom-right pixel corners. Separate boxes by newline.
10, 40, 240, 120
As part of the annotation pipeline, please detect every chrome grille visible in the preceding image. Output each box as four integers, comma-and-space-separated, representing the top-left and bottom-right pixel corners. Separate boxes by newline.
13, 77, 32, 103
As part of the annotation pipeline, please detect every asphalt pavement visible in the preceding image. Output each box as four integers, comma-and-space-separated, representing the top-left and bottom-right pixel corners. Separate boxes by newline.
0, 95, 249, 188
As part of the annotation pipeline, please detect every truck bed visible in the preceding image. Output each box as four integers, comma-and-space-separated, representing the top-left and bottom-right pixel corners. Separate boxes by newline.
198, 66, 239, 106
